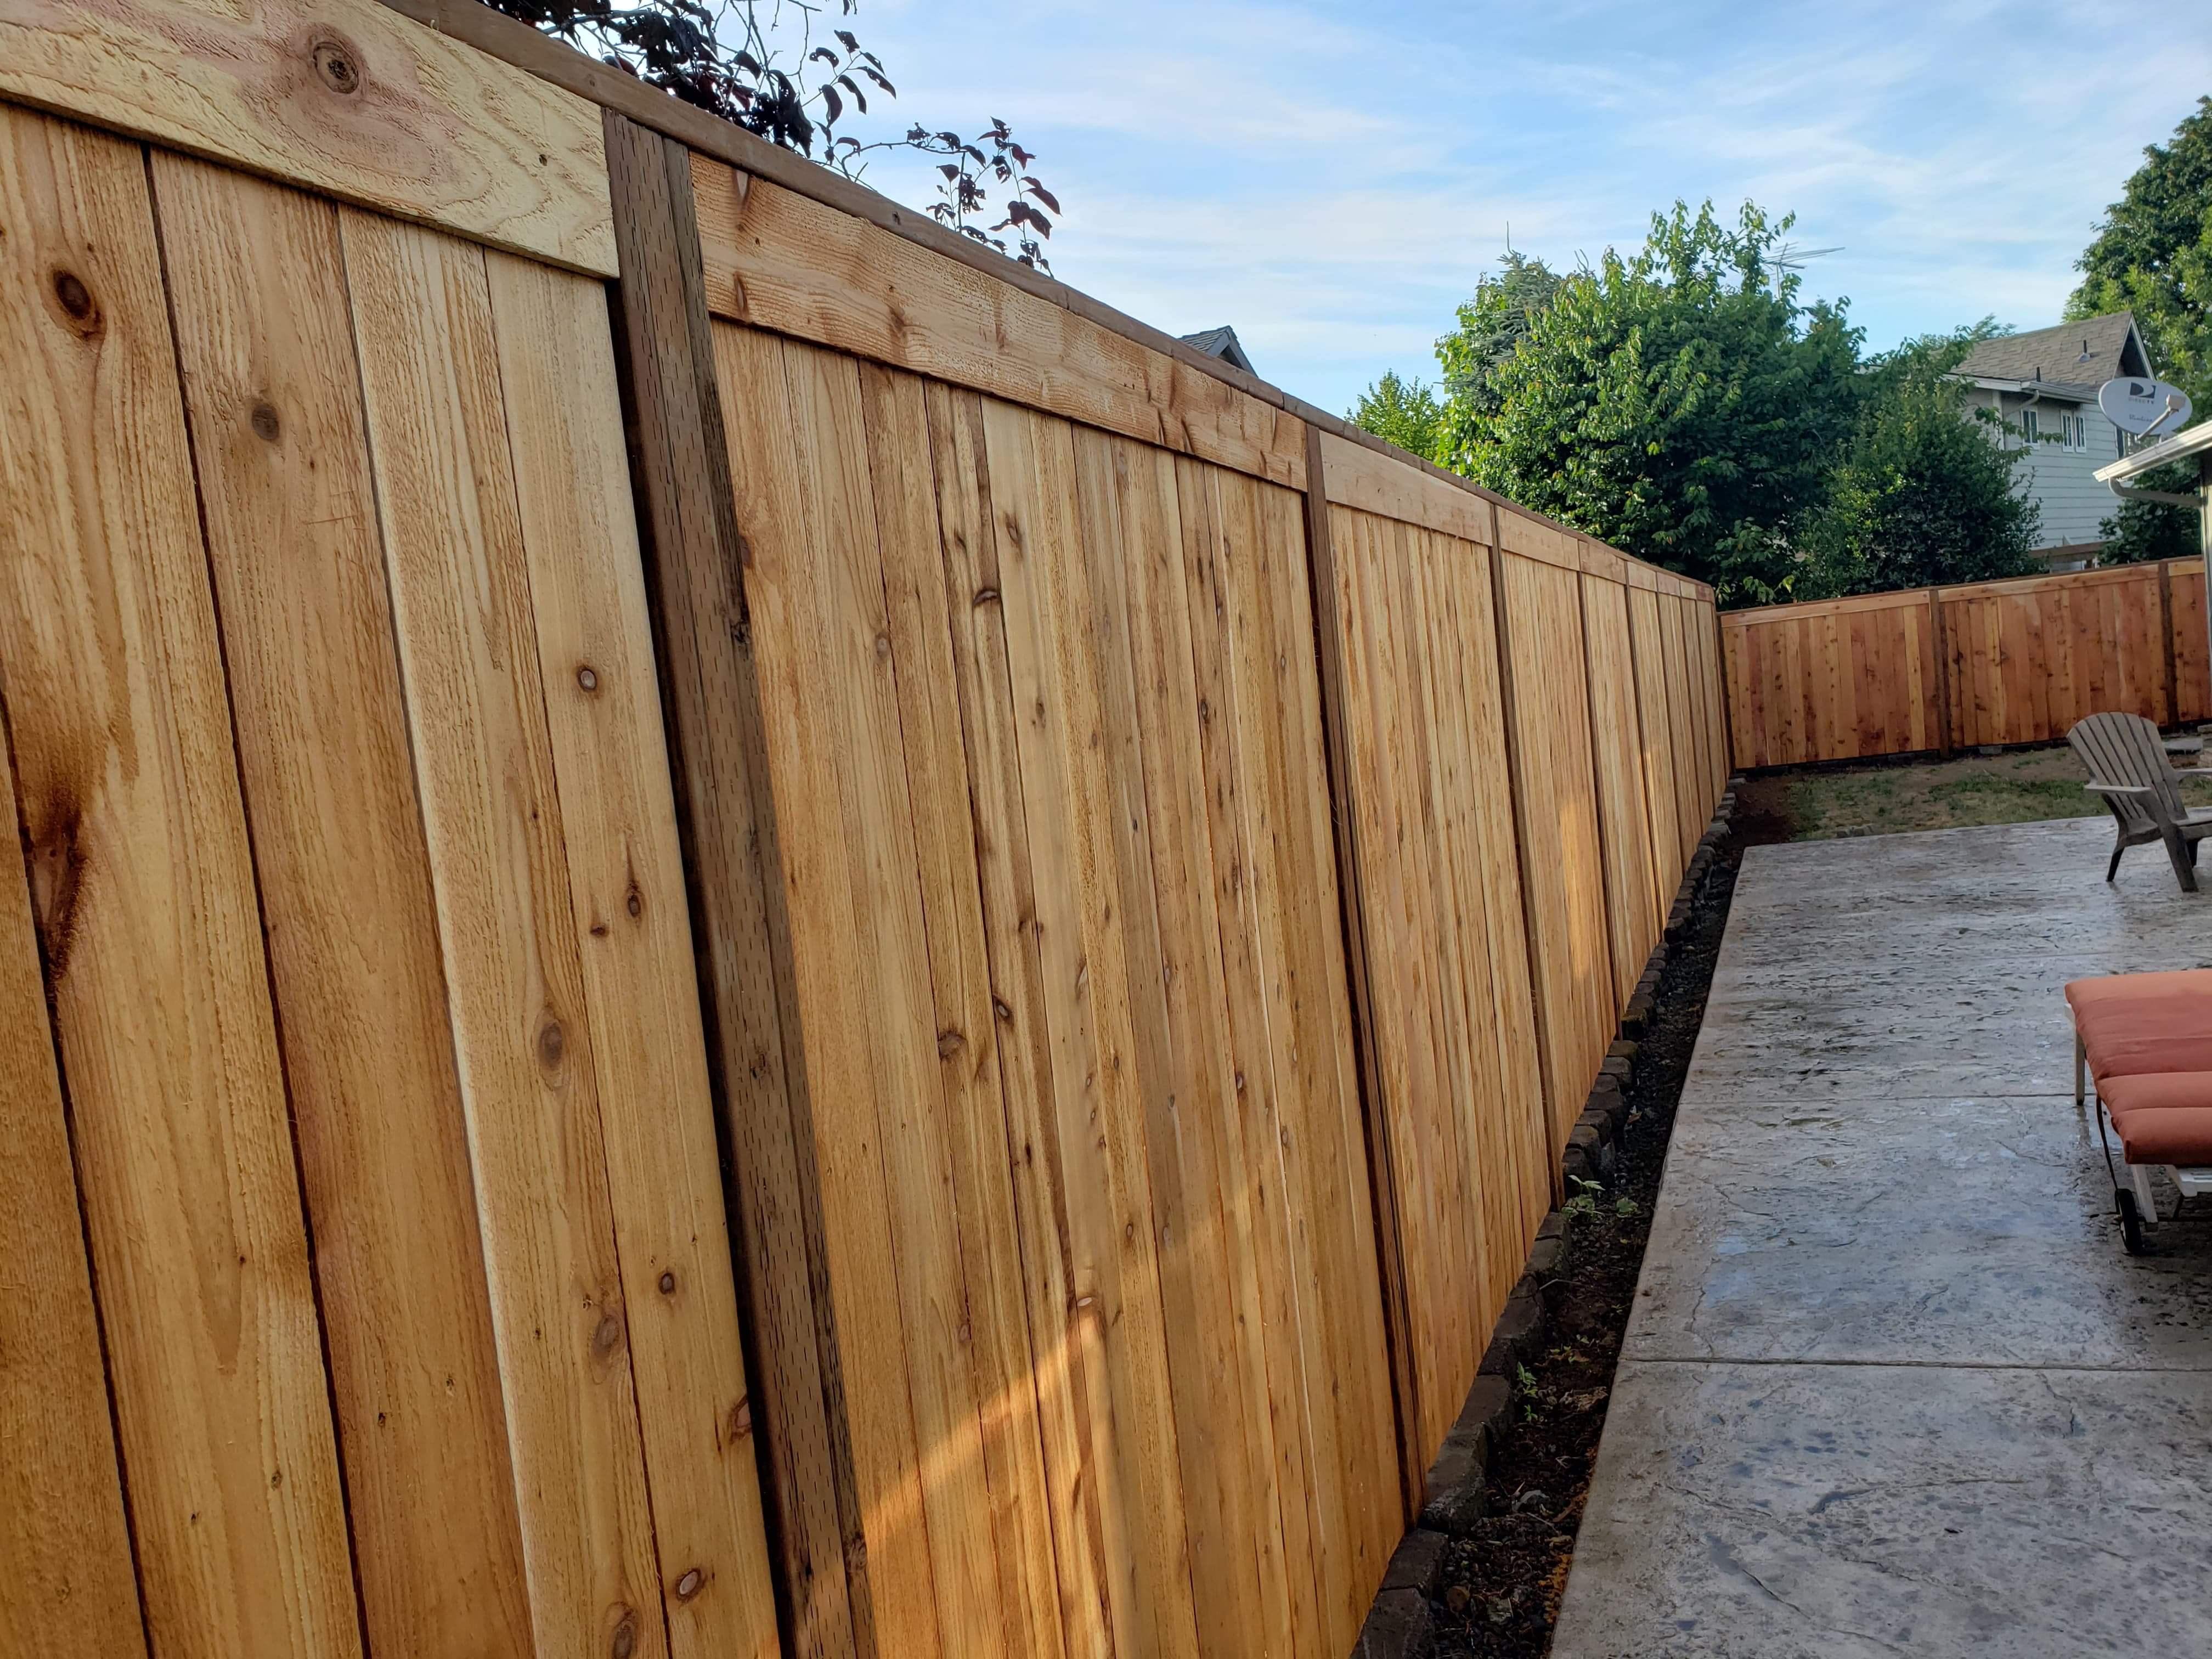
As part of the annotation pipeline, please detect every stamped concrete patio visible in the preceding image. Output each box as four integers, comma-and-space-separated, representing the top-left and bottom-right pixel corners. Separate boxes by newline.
1553, 816, 2212, 1658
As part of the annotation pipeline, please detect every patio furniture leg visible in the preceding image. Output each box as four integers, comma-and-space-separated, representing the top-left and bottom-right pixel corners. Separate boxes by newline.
2158, 821, 2199, 892
2107, 832, 2126, 883
2131, 1161, 2161, 1227
2075, 1032, 2086, 1109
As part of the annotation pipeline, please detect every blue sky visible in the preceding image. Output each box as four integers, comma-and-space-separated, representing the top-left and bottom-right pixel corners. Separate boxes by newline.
815, 0, 2212, 416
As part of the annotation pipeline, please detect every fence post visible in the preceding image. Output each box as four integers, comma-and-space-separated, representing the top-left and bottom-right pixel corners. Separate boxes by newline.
2159, 560, 2181, 728
1927, 586, 1955, 759
602, 111, 866, 1659
1712, 602, 1736, 779
1295, 425, 1422, 1522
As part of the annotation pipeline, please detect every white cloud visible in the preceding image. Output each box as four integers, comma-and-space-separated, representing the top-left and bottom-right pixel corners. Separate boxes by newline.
771, 0, 2212, 410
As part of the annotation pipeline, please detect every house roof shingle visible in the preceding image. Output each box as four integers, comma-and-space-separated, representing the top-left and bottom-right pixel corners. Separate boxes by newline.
1955, 312, 2151, 395
1180, 325, 1256, 376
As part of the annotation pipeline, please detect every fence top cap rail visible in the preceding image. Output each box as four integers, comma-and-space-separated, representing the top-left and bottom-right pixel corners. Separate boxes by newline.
367, 0, 1713, 602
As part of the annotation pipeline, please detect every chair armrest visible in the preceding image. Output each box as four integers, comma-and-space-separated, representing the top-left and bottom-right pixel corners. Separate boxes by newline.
2085, 782, 2152, 796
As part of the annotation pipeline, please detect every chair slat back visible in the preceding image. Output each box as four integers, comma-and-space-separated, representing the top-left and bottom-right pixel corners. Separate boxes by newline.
2067, 712, 2185, 831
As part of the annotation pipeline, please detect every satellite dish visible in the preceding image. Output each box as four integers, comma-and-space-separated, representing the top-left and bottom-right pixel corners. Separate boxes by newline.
2099, 377, 2195, 438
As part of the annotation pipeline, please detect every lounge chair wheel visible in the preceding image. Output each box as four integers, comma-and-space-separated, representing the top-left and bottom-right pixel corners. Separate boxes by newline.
2118, 1188, 2148, 1256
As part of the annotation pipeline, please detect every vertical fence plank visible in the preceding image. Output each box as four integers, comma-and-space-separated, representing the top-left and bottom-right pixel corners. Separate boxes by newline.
0, 603, 147, 1659
925, 384, 1113, 1659
1178, 460, 1331, 1654
150, 149, 534, 1659
1579, 578, 1658, 1009
983, 397, 1202, 1659
0, 758, 146, 1659
0, 110, 363, 1659
878, 376, 1070, 1659
1245, 478, 1399, 1643
497, 247, 787, 1659
606, 114, 865, 1659
1295, 434, 1420, 1521
340, 204, 671, 1659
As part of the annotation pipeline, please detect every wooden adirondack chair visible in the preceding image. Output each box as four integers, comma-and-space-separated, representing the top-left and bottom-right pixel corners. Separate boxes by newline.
2067, 712, 2212, 892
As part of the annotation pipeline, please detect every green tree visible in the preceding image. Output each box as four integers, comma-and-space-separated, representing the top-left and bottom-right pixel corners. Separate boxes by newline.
1435, 251, 1566, 429
2069, 98, 2212, 567
2068, 96, 2212, 411
1799, 328, 2041, 594
1438, 202, 1862, 603
2096, 462, 2200, 565
1346, 371, 1447, 462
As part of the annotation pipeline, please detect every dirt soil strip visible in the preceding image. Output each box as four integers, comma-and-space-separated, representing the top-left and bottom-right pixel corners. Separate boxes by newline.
1424, 836, 1746, 1658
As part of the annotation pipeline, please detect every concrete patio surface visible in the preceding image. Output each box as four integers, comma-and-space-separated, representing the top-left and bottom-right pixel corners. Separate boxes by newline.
1551, 816, 2212, 1658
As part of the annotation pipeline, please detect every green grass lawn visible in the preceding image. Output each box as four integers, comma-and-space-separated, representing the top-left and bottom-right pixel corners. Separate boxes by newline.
1739, 742, 2212, 842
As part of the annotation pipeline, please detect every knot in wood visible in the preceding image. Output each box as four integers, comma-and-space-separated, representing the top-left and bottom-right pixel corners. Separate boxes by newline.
311, 37, 361, 95
49, 269, 101, 338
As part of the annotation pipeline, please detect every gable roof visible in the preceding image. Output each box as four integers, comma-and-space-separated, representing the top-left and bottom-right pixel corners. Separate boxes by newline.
1955, 312, 2153, 398
1180, 325, 1256, 376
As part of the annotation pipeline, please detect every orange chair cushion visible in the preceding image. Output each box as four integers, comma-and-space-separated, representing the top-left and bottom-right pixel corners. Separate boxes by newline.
2065, 970, 2212, 1081
2095, 1073, 2212, 1163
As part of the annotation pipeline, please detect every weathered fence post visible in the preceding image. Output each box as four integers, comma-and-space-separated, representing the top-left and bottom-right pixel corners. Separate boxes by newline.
2159, 560, 2181, 727
1928, 586, 1956, 759
602, 110, 866, 1659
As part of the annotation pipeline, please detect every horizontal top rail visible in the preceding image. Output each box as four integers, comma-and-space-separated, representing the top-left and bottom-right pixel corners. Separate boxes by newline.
0, 0, 616, 272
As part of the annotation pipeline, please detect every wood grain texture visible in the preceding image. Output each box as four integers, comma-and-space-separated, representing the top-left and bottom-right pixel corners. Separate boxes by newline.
0, 0, 614, 270
151, 149, 533, 1659
1499, 551, 1615, 1158
0, 109, 362, 1659
1579, 577, 1658, 1007
0, 770, 145, 1659
1628, 588, 1686, 928
1656, 596, 1701, 863
491, 249, 784, 1659
980, 394, 1201, 1659
1205, 465, 1398, 1647
1724, 562, 2212, 769
688, 154, 1305, 490
2173, 562, 2210, 725
605, 115, 862, 1659
1317, 428, 1492, 546
1324, 504, 1553, 1462
341, 206, 670, 1659
0, 172, 149, 1642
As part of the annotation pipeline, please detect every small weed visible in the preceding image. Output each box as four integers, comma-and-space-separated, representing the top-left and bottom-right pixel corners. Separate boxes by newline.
1561, 1175, 1604, 1224
1614, 1197, 1641, 1219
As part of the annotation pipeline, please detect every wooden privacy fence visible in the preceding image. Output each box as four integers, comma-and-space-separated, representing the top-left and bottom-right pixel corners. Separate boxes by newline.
1723, 560, 2212, 769
0, 3, 1725, 1658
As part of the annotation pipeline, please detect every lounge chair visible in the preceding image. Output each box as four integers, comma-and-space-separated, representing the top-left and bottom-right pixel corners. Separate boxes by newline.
2068, 970, 2212, 1254
2066, 711, 2212, 892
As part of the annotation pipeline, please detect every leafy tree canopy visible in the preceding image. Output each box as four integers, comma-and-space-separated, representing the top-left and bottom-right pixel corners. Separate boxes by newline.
1430, 201, 1863, 602
1798, 326, 2041, 595
2068, 94, 2212, 412
2068, 98, 2212, 567
1345, 371, 1447, 463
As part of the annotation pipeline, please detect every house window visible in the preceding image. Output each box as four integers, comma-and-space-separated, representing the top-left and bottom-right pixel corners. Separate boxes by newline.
2020, 408, 2038, 444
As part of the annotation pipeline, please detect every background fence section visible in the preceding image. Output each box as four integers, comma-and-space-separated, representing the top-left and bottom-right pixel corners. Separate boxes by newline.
0, 4, 1729, 1657
1724, 560, 2212, 768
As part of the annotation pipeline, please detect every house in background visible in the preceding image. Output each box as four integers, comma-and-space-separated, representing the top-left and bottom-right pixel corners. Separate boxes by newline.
1954, 312, 2158, 569
1181, 325, 1257, 376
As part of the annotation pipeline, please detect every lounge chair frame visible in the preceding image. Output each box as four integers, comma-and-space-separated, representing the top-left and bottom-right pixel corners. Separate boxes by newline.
2075, 1028, 2212, 1255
